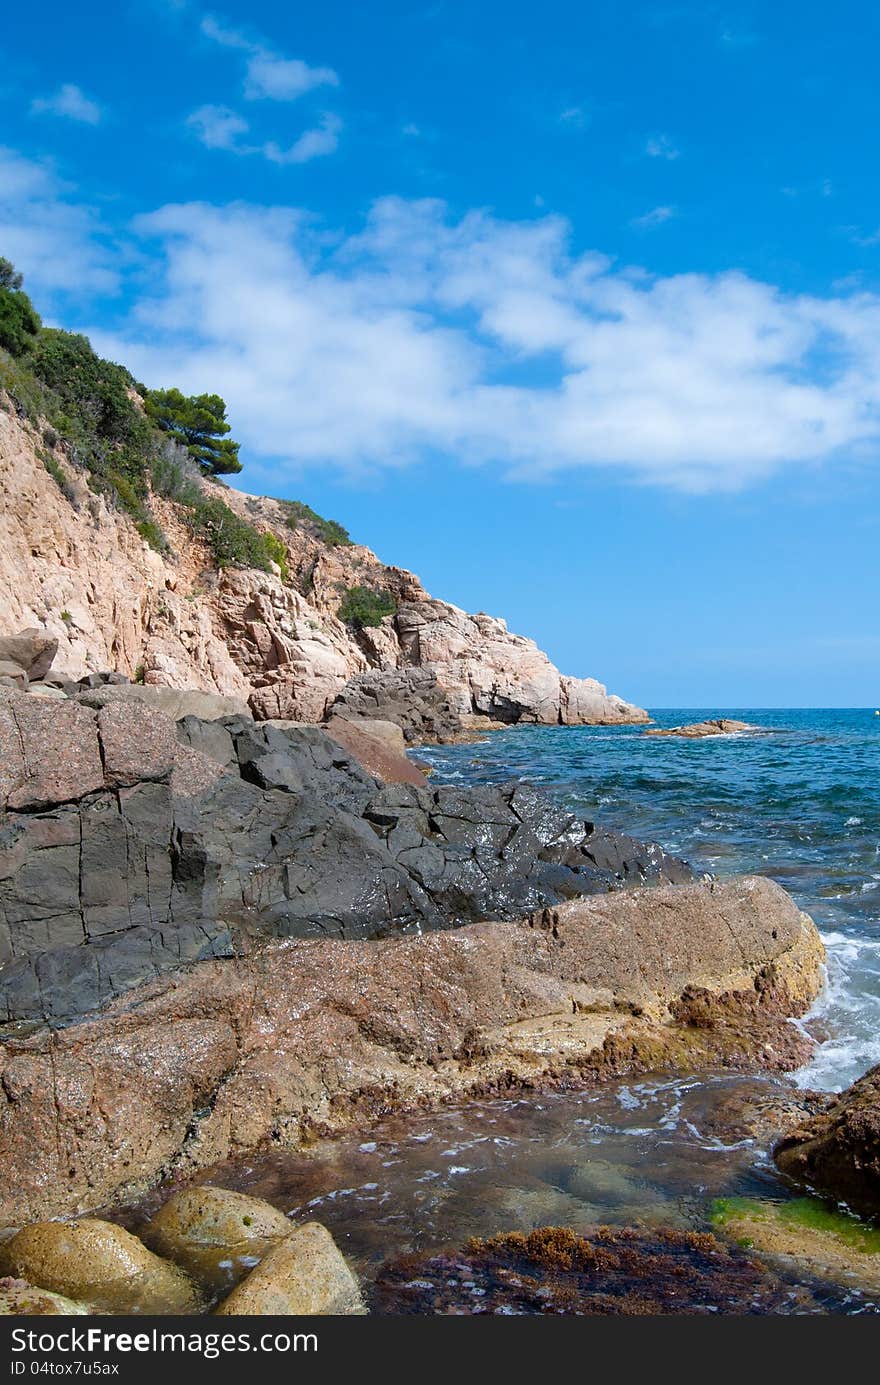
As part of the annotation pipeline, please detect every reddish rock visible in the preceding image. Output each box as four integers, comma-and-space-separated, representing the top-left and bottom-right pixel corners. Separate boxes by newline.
0, 876, 823, 1225
324, 716, 426, 786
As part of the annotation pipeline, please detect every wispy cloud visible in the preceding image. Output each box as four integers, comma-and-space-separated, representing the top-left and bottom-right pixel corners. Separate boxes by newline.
185, 104, 341, 165
31, 83, 103, 125
264, 114, 342, 165
201, 13, 338, 101
848, 226, 880, 248
0, 147, 117, 294
559, 105, 589, 129
645, 133, 680, 160
186, 104, 249, 151
631, 204, 677, 229
719, 26, 759, 49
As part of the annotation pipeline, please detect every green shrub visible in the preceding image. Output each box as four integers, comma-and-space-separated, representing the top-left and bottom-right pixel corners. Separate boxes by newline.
185, 495, 277, 572
261, 530, 290, 581
136, 519, 168, 553
279, 499, 351, 547
337, 585, 396, 628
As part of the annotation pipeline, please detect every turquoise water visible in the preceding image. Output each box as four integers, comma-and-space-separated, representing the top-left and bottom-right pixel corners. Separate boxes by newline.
416, 709, 880, 1092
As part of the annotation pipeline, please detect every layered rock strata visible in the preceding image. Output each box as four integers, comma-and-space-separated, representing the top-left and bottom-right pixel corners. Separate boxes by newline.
0, 875, 823, 1224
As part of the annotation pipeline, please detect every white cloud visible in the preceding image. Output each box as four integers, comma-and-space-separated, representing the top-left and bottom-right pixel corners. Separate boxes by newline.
631, 204, 677, 228
186, 104, 250, 150
31, 83, 103, 125
185, 105, 340, 165
0, 147, 117, 296
201, 13, 338, 101
645, 134, 680, 160
79, 194, 880, 493
264, 114, 342, 165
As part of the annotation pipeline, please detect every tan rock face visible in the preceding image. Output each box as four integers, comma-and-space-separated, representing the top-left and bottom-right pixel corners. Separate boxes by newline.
0, 407, 645, 732
214, 1222, 365, 1316
0, 876, 823, 1225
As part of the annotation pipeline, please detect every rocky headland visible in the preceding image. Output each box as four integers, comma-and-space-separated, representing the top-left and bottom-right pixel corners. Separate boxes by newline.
0, 405, 645, 738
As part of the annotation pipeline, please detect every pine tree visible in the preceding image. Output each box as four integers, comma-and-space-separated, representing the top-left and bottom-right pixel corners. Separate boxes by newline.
144, 387, 243, 475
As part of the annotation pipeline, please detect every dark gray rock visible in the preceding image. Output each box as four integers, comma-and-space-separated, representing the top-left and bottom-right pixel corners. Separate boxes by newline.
327, 668, 462, 744
0, 710, 692, 1028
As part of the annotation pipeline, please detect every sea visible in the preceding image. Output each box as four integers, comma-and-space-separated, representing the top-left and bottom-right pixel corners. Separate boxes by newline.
195, 710, 880, 1309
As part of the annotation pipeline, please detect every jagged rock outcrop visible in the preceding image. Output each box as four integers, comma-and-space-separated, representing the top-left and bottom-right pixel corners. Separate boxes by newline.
775, 1065, 880, 1218
0, 407, 646, 734
0, 876, 823, 1224
0, 690, 687, 1027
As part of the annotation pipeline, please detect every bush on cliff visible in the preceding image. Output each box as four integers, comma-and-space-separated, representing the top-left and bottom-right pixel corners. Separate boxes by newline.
337, 585, 396, 628
0, 257, 333, 575
279, 499, 351, 547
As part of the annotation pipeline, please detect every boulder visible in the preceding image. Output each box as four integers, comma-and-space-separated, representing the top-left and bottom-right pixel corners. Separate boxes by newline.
775, 1064, 880, 1217
0, 695, 104, 811
0, 629, 57, 681
0, 1277, 88, 1315
324, 716, 426, 786
0, 661, 27, 689
26, 683, 68, 700
144, 1186, 292, 1290
0, 1219, 203, 1314
77, 684, 253, 723
0, 876, 824, 1225
215, 1222, 365, 1315
328, 668, 462, 744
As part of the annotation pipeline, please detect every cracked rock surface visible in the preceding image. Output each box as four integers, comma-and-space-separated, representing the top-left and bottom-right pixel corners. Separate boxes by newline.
0, 691, 690, 1027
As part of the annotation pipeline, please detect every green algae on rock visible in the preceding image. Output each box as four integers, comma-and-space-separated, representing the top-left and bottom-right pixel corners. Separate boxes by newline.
711, 1195, 880, 1295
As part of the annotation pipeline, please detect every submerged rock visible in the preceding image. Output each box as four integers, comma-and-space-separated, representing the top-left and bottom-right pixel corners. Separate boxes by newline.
711, 1196, 880, 1297
775, 1064, 880, 1218
215, 1221, 365, 1315
644, 719, 756, 738
0, 1218, 203, 1314
143, 1186, 293, 1291
372, 1224, 817, 1314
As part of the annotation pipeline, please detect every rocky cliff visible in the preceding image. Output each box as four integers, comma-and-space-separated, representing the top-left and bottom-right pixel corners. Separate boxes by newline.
0, 405, 646, 733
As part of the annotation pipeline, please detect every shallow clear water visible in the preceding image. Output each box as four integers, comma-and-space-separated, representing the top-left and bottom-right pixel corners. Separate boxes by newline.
417, 709, 880, 1091
156, 710, 880, 1311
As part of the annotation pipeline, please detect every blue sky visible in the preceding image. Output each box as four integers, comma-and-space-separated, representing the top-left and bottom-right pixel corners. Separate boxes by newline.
2, 1, 879, 705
